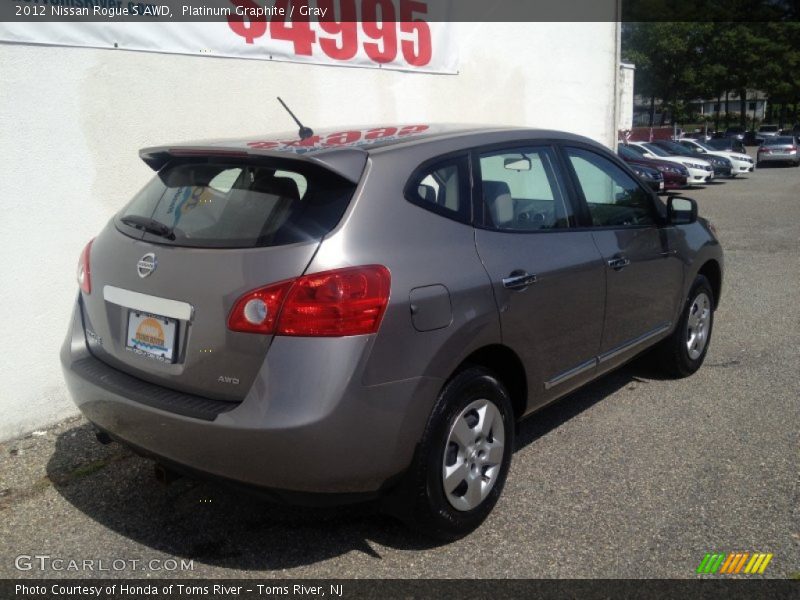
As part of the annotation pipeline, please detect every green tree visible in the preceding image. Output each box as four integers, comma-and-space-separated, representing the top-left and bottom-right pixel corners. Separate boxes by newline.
757, 22, 800, 126
623, 23, 708, 126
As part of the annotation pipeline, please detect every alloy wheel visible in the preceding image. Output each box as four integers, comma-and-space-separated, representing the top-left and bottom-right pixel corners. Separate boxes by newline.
686, 292, 711, 360
442, 399, 505, 511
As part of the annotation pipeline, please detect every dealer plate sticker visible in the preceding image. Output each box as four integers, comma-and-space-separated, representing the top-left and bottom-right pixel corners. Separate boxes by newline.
126, 311, 177, 362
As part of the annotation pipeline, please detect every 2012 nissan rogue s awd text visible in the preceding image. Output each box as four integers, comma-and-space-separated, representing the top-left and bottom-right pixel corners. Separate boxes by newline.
61, 124, 723, 540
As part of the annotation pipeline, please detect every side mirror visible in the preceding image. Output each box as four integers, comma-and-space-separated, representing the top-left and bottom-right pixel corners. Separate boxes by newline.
667, 196, 697, 225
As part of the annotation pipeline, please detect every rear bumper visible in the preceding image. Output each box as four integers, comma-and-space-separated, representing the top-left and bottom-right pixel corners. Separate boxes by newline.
757, 154, 799, 164
61, 300, 441, 498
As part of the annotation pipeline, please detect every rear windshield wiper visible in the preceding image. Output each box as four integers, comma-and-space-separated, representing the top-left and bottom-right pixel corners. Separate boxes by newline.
120, 216, 175, 240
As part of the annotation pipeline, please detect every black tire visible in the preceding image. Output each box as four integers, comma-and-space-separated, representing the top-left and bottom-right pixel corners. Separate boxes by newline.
385, 367, 514, 541
656, 274, 715, 378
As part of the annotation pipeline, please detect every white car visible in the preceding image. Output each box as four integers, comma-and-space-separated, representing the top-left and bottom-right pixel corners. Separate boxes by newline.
626, 142, 714, 184
676, 139, 754, 175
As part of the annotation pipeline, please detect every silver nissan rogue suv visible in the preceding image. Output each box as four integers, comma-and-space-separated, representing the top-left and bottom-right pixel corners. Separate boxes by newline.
62, 124, 723, 539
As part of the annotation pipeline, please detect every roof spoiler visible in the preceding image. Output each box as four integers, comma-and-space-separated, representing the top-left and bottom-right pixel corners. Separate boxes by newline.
139, 145, 368, 184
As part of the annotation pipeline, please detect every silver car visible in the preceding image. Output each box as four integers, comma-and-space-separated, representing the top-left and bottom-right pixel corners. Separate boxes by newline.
62, 124, 723, 539
756, 136, 800, 166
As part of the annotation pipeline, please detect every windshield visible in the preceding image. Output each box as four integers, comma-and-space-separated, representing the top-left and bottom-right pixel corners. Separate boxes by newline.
654, 141, 691, 155
707, 139, 731, 150
641, 144, 671, 157
691, 140, 715, 152
759, 125, 778, 132
617, 145, 642, 160
116, 160, 356, 248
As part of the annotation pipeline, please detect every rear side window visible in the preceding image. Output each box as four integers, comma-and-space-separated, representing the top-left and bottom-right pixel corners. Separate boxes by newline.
477, 146, 573, 231
116, 160, 354, 248
405, 156, 469, 222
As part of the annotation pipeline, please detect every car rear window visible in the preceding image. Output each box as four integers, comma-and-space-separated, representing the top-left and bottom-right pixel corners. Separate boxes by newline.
764, 137, 795, 145
116, 160, 355, 248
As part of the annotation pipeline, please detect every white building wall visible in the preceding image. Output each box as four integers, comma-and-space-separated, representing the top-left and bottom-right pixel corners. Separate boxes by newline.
0, 21, 618, 440
618, 62, 635, 131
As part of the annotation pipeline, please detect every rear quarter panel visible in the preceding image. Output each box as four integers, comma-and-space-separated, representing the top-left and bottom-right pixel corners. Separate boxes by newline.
306, 137, 506, 389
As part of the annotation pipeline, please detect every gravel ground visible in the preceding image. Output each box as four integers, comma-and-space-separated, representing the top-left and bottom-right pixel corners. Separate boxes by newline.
1, 152, 798, 580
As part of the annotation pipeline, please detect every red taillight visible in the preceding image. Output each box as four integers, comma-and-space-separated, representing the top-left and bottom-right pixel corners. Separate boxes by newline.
227, 265, 391, 337
227, 279, 294, 334
279, 265, 391, 336
76, 239, 94, 294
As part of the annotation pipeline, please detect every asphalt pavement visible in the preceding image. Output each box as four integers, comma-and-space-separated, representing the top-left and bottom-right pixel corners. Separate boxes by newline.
1, 151, 798, 579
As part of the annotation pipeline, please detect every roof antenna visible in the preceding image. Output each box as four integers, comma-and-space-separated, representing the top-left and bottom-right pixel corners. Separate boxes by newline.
277, 97, 314, 141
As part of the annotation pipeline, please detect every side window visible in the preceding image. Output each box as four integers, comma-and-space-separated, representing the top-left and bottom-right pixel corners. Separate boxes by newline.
478, 146, 572, 231
406, 156, 468, 221
565, 147, 656, 228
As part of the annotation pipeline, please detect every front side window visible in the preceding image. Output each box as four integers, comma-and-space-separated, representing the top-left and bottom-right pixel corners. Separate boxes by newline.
565, 147, 656, 228
478, 146, 572, 231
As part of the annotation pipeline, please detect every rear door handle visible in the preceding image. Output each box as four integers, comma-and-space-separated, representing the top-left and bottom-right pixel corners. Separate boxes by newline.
502, 272, 538, 290
607, 256, 631, 270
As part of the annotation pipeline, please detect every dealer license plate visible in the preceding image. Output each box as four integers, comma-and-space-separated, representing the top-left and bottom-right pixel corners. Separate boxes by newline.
126, 311, 178, 362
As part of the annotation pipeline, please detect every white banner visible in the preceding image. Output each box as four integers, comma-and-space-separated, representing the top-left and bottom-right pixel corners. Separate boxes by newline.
0, 1, 458, 74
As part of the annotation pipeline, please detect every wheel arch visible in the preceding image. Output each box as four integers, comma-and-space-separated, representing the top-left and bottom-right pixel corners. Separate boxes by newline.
450, 344, 527, 422
697, 259, 722, 308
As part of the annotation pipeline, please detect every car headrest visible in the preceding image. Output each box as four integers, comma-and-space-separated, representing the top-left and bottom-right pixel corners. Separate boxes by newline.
483, 180, 514, 226
270, 177, 301, 201
417, 184, 437, 204
251, 173, 300, 201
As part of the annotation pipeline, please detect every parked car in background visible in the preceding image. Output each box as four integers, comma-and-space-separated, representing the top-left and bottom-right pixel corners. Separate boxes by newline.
628, 162, 664, 192
617, 144, 689, 190
706, 137, 748, 154
724, 126, 745, 140
757, 124, 780, 138
682, 130, 713, 142
650, 140, 733, 178
675, 139, 754, 175
626, 142, 714, 184
743, 130, 765, 146
756, 136, 800, 166
61, 124, 724, 540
